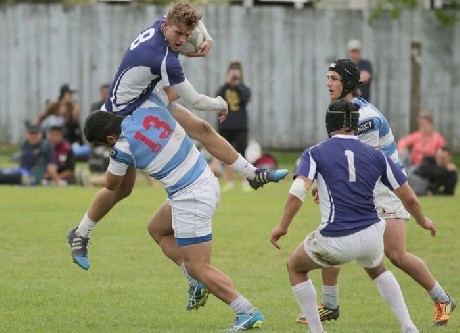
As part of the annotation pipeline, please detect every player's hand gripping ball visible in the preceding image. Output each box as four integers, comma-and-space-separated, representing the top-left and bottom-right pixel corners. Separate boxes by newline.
180, 28, 204, 55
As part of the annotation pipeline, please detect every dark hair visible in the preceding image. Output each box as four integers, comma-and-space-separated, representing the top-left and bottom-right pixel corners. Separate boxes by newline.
101, 83, 110, 90
84, 111, 123, 144
440, 146, 451, 154
48, 125, 64, 132
325, 99, 360, 136
227, 61, 244, 81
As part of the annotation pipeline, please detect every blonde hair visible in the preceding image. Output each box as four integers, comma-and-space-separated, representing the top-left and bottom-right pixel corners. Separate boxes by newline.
166, 1, 202, 30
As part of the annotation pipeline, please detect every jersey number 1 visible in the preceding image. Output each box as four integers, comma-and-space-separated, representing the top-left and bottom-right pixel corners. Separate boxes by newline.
134, 116, 172, 153
344, 150, 356, 182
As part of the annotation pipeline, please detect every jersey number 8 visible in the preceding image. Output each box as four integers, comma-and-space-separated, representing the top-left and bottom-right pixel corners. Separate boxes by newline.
130, 28, 155, 50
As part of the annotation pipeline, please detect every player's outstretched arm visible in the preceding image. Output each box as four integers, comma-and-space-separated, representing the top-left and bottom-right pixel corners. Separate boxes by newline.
394, 182, 436, 237
172, 79, 228, 119
271, 176, 311, 249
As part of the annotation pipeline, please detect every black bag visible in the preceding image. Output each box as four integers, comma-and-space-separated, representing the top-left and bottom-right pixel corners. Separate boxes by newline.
88, 146, 110, 173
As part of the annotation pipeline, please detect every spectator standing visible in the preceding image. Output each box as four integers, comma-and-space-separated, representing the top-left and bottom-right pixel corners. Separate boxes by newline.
347, 39, 373, 101
90, 83, 110, 112
215, 61, 252, 192
397, 113, 445, 167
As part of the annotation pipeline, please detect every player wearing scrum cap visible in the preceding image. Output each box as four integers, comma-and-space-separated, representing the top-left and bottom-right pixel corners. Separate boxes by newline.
272, 99, 436, 333
294, 59, 455, 327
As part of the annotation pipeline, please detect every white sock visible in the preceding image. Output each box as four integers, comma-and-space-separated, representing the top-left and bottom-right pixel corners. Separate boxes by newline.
375, 271, 416, 331
229, 295, 254, 315
322, 285, 338, 309
230, 154, 257, 179
76, 213, 96, 238
292, 280, 324, 333
180, 262, 199, 286
428, 281, 449, 303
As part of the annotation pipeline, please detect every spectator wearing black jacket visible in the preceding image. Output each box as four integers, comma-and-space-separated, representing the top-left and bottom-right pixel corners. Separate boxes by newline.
414, 146, 458, 195
215, 61, 252, 192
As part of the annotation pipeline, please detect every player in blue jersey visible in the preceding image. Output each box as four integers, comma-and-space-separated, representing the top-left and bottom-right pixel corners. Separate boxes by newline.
103, 1, 225, 117
295, 59, 455, 326
272, 99, 437, 333
68, 94, 289, 330
82, 2, 228, 250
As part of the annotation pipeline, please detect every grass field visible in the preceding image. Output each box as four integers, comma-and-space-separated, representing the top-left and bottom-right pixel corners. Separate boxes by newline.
0, 152, 459, 332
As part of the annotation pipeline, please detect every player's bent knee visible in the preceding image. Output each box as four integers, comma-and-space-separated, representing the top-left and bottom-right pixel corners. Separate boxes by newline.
385, 248, 406, 267
115, 186, 133, 202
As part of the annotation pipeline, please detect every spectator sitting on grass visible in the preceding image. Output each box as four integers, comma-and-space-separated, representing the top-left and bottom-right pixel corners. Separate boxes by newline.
397, 112, 445, 167
42, 125, 76, 185
410, 146, 458, 196
0, 123, 63, 186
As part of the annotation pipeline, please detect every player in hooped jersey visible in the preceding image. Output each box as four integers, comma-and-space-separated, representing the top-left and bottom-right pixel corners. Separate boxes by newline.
295, 59, 455, 326
271, 99, 436, 333
68, 93, 289, 330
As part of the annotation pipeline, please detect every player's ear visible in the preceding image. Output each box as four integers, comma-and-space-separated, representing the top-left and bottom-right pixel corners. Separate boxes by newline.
107, 135, 118, 145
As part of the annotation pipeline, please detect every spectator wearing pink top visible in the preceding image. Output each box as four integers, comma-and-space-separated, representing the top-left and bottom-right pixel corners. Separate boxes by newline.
397, 113, 445, 166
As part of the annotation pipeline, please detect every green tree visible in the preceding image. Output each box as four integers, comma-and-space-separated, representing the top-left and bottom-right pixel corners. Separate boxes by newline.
369, 0, 458, 26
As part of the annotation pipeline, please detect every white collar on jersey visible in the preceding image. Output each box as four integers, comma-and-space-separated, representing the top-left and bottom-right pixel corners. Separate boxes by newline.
331, 134, 359, 140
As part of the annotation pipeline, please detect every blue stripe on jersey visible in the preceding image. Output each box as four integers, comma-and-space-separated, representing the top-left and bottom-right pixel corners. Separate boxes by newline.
352, 97, 368, 108
176, 233, 212, 247
111, 145, 135, 166
381, 142, 397, 160
153, 135, 193, 179
352, 97, 405, 171
166, 157, 207, 196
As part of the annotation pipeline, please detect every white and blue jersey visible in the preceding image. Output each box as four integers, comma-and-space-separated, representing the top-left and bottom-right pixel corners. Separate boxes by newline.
104, 19, 185, 116
295, 135, 407, 237
353, 97, 405, 171
107, 94, 207, 197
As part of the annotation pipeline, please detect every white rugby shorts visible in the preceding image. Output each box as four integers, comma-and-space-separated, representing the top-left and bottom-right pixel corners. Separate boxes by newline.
374, 181, 410, 220
304, 220, 386, 268
168, 168, 220, 246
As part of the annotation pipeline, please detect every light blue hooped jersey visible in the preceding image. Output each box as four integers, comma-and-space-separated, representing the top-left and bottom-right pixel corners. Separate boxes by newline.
352, 97, 405, 171
108, 94, 208, 197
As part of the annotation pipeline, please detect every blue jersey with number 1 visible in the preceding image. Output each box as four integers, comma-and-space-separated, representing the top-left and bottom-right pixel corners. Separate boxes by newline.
104, 19, 185, 116
294, 134, 407, 237
108, 95, 207, 196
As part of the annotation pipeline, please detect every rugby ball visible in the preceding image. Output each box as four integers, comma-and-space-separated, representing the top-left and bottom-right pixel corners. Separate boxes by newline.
180, 28, 204, 55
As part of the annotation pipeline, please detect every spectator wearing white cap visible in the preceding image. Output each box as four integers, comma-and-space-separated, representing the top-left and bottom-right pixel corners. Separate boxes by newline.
347, 39, 373, 101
